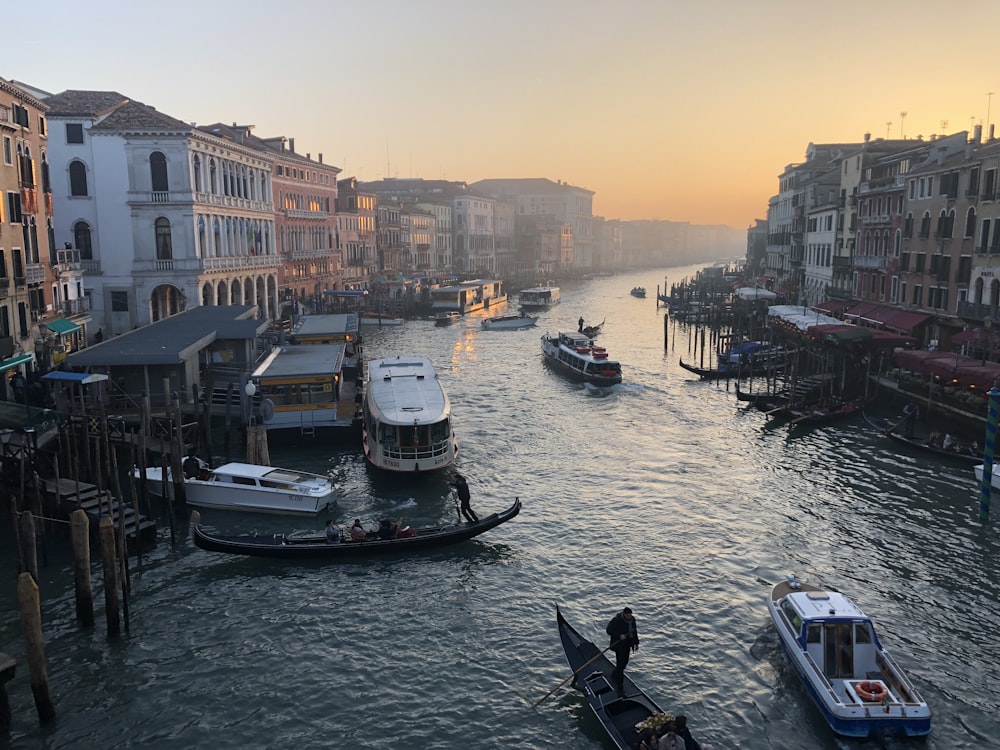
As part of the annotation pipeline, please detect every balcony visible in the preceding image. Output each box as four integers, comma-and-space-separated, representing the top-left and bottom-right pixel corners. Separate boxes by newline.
26, 264, 46, 285
854, 255, 887, 269
193, 192, 273, 212
81, 259, 102, 274
957, 300, 1000, 324
56, 248, 81, 270
832, 256, 853, 271
284, 208, 330, 220
61, 297, 91, 316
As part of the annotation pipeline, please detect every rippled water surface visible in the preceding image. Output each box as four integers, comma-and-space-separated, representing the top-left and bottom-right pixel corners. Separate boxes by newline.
2, 264, 999, 749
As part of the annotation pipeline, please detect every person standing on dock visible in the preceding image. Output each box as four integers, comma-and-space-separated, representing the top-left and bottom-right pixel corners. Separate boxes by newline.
606, 606, 639, 693
578, 316, 585, 332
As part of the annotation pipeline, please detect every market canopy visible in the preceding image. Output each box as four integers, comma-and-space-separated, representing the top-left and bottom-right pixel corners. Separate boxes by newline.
844, 302, 929, 334
43, 318, 81, 335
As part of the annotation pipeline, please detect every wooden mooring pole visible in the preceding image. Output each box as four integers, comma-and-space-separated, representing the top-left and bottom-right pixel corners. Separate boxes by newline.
17, 572, 55, 723
70, 509, 95, 627
99, 517, 121, 638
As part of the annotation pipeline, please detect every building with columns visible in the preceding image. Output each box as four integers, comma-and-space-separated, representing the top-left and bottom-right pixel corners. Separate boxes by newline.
38, 89, 281, 334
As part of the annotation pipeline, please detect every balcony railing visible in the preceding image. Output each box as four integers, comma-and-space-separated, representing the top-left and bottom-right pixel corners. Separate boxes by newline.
61, 297, 91, 316
957, 300, 1000, 324
854, 255, 887, 269
81, 259, 102, 274
56, 248, 81, 269
193, 192, 273, 212
284, 208, 330, 219
26, 264, 46, 285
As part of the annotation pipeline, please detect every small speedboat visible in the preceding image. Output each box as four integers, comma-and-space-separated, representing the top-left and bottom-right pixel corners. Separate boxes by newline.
434, 311, 462, 326
481, 312, 538, 330
768, 575, 931, 737
135, 462, 338, 515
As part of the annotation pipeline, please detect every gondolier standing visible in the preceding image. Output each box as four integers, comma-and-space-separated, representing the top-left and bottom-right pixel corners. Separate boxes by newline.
451, 474, 478, 523
606, 606, 639, 692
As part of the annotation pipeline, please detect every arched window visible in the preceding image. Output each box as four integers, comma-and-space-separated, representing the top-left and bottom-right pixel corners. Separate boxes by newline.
965, 207, 977, 239
69, 160, 88, 196
193, 155, 202, 192
209, 159, 217, 193
919, 212, 931, 239
197, 215, 206, 258
150, 151, 168, 192
155, 217, 173, 260
74, 221, 93, 260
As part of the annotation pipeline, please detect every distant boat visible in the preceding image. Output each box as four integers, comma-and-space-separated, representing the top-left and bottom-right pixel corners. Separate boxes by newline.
519, 286, 560, 310
359, 312, 403, 326
434, 311, 462, 326
482, 312, 538, 330
630, 287, 646, 298
541, 331, 622, 386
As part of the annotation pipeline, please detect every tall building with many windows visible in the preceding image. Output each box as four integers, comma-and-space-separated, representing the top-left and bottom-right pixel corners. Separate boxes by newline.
39, 89, 281, 333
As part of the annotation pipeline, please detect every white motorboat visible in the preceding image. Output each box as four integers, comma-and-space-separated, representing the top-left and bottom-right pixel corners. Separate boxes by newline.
361, 356, 458, 473
359, 312, 403, 326
768, 575, 931, 738
481, 312, 538, 330
434, 311, 462, 326
136, 462, 337, 515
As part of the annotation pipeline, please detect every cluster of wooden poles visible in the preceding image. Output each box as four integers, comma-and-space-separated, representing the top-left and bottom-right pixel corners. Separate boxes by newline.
1, 378, 218, 731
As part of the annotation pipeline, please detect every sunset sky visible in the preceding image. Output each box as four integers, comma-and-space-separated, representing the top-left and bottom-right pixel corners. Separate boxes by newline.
10, 0, 1000, 229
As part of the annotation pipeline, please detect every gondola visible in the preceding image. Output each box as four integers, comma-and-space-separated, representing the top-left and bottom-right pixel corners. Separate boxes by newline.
190, 498, 520, 559
864, 412, 982, 464
555, 606, 668, 750
581, 318, 605, 338
788, 401, 861, 427
678, 357, 773, 381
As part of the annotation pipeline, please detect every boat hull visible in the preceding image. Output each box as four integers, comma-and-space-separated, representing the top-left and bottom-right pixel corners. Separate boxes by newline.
135, 465, 335, 516
191, 498, 520, 559
768, 579, 931, 738
482, 314, 538, 330
556, 607, 667, 749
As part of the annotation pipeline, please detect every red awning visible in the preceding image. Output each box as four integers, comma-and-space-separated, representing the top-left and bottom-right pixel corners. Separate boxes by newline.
894, 349, 962, 376
953, 362, 1000, 390
844, 302, 929, 334
878, 309, 930, 334
844, 301, 879, 321
812, 300, 849, 315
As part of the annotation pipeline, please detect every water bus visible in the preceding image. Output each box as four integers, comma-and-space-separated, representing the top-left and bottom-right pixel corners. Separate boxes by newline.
362, 356, 458, 473
540, 331, 623, 386
429, 279, 506, 314
518, 286, 560, 310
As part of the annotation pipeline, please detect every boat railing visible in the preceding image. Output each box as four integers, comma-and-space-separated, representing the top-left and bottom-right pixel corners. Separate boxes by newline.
799, 651, 842, 704
875, 652, 923, 704
383, 440, 452, 460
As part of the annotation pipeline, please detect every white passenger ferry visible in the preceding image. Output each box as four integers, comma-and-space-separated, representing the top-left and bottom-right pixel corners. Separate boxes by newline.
361, 356, 458, 473
518, 286, 560, 310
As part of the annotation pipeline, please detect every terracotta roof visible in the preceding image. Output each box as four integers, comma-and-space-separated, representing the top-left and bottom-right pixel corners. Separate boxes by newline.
42, 90, 130, 117
91, 100, 191, 132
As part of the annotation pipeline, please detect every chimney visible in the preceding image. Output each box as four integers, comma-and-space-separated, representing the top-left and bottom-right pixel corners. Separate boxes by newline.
991, 124, 996, 143
289, 138, 295, 153
863, 131, 871, 142
974, 124, 983, 144
319, 153, 323, 164
306, 153, 311, 160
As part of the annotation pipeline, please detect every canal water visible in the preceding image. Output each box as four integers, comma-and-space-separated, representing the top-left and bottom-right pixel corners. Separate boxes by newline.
2, 264, 998, 749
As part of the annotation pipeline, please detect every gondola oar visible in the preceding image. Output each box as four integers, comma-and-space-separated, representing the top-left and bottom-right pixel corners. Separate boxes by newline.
532, 645, 613, 709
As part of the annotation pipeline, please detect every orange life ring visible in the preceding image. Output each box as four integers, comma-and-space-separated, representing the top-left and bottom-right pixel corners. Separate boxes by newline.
855, 680, 888, 702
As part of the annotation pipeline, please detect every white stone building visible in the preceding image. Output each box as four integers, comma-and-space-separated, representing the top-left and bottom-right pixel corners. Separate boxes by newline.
40, 90, 280, 334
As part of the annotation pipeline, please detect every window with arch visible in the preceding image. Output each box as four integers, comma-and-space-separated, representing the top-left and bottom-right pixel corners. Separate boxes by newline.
74, 221, 93, 259
903, 212, 913, 239
150, 151, 168, 192
209, 159, 217, 193
193, 155, 202, 192
155, 217, 173, 259
69, 160, 88, 196
965, 207, 976, 239
919, 212, 931, 239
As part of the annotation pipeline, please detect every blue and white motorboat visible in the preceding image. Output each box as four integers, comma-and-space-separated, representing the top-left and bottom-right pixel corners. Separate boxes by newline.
768, 575, 931, 738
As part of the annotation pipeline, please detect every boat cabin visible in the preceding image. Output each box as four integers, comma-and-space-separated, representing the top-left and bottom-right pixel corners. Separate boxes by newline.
776, 589, 880, 681
519, 287, 560, 307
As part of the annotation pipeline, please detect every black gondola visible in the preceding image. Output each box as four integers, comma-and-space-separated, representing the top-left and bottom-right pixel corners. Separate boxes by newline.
556, 606, 668, 750
678, 357, 776, 381
190, 498, 520, 559
864, 413, 982, 464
